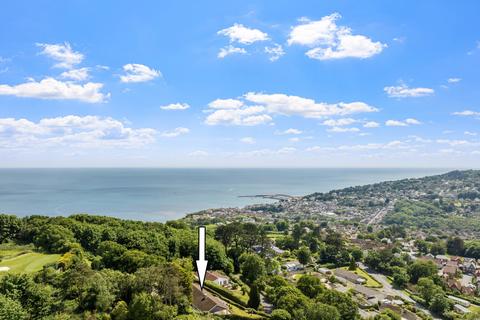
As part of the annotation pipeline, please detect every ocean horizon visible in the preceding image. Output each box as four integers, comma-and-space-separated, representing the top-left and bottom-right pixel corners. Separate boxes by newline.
0, 168, 451, 221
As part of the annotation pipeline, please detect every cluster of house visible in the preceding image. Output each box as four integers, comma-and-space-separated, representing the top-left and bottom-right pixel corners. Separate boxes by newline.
331, 269, 420, 319
422, 254, 480, 296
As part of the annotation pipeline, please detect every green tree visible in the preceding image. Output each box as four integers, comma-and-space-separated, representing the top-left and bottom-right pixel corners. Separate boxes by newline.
296, 275, 324, 298
128, 292, 177, 320
318, 290, 358, 320
271, 309, 291, 320
305, 302, 340, 320
430, 242, 446, 255
446, 237, 464, 256
0, 215, 22, 243
297, 246, 311, 265
0, 294, 27, 320
239, 253, 266, 285
391, 267, 409, 289
429, 293, 451, 315
247, 282, 261, 309
350, 247, 363, 262
111, 301, 129, 320
33, 224, 76, 253
415, 240, 429, 255
417, 277, 443, 304
119, 249, 155, 273
97, 241, 127, 269
408, 260, 437, 284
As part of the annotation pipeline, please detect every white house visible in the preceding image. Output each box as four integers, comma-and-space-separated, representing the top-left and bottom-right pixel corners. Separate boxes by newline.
206, 271, 229, 287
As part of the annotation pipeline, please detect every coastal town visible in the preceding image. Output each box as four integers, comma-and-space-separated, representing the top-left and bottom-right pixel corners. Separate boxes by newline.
183, 170, 480, 319
1, 170, 480, 319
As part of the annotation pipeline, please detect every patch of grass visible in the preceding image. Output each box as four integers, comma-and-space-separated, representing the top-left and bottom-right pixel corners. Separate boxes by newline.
469, 304, 480, 312
267, 232, 285, 240
0, 250, 60, 275
228, 304, 264, 319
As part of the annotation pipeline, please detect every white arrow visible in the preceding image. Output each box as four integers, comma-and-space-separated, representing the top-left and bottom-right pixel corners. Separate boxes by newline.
196, 226, 208, 289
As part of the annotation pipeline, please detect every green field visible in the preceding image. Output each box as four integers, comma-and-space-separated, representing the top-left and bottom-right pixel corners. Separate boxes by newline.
0, 248, 60, 275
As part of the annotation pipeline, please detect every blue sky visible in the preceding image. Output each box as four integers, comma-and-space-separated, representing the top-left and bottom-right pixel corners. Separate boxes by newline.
0, 0, 479, 167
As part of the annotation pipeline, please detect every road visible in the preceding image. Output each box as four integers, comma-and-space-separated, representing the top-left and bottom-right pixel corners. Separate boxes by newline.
367, 202, 394, 225
359, 263, 442, 320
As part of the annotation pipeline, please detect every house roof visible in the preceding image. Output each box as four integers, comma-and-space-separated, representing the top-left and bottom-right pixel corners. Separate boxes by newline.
205, 271, 227, 282
334, 269, 364, 282
443, 265, 458, 275
192, 284, 228, 313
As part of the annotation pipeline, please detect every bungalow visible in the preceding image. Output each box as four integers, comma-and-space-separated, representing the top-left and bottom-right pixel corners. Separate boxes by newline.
192, 284, 230, 315
334, 269, 366, 285
271, 245, 285, 255
448, 295, 471, 307
453, 304, 471, 315
205, 271, 229, 287
284, 261, 304, 272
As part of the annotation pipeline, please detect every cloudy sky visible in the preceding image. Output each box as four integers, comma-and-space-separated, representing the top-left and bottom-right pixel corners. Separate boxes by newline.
0, 1, 479, 167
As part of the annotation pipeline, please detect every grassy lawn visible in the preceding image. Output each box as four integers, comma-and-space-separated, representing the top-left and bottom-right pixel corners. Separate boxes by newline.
229, 304, 264, 319
469, 304, 480, 312
341, 267, 383, 288
0, 248, 60, 275
267, 231, 285, 241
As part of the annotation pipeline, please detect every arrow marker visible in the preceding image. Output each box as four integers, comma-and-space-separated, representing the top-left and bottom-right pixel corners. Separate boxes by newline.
196, 226, 208, 289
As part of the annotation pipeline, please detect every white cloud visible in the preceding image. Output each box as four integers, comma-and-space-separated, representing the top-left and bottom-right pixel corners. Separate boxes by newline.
452, 110, 480, 117
327, 126, 360, 133
244, 92, 378, 118
208, 98, 244, 109
363, 121, 380, 128
0, 77, 109, 103
436, 139, 470, 147
384, 83, 434, 98
322, 118, 356, 126
160, 127, 190, 138
385, 120, 406, 127
60, 67, 90, 81
448, 78, 461, 83
405, 118, 421, 125
289, 137, 300, 142
0, 115, 155, 148
288, 13, 385, 60
281, 128, 303, 135
218, 24, 269, 45
205, 92, 377, 126
37, 42, 84, 69
240, 137, 256, 144
205, 105, 272, 126
464, 131, 477, 136
120, 64, 161, 83
265, 44, 285, 61
218, 45, 247, 58
385, 118, 421, 127
160, 103, 190, 110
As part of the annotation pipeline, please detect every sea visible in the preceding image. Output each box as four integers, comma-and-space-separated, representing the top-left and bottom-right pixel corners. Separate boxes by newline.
0, 168, 449, 221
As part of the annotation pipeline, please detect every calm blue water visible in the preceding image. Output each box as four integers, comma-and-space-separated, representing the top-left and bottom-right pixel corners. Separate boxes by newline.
0, 168, 448, 221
